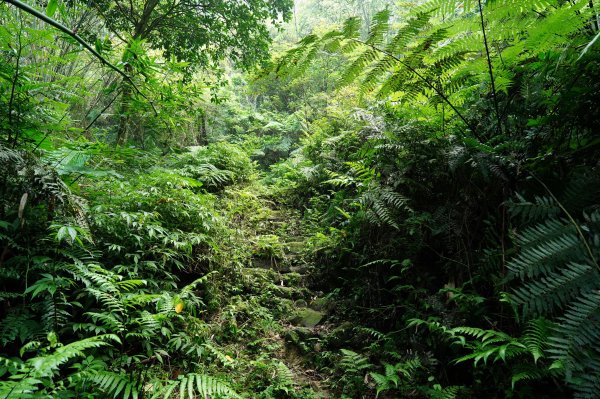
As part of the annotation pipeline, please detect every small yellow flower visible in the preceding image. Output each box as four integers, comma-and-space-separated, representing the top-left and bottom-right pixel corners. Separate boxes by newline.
175, 302, 184, 314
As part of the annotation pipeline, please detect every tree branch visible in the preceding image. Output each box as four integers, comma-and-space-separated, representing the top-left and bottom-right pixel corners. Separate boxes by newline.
2, 0, 158, 117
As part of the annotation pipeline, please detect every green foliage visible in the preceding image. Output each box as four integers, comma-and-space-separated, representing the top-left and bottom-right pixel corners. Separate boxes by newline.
508, 173, 600, 397
152, 373, 241, 399
174, 142, 256, 190
2, 0, 600, 398
0, 333, 119, 398
334, 349, 373, 395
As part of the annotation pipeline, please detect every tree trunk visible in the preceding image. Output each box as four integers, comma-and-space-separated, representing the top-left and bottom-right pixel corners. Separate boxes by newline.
116, 62, 133, 145
198, 110, 208, 145
116, 0, 160, 145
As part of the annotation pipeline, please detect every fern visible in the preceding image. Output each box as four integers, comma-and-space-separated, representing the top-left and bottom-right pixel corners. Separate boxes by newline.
357, 184, 411, 229
28, 334, 119, 378
151, 373, 241, 399
340, 349, 373, 373
423, 385, 465, 399
370, 358, 421, 397
0, 334, 119, 398
409, 318, 556, 387
508, 173, 600, 397
85, 370, 142, 399
272, 0, 597, 141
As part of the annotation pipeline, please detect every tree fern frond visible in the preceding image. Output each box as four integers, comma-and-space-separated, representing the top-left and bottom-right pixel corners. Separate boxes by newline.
509, 179, 600, 396
511, 262, 596, 315
385, 12, 432, 55
549, 290, 600, 359
509, 194, 561, 223
508, 221, 582, 280
341, 17, 361, 39
360, 56, 397, 95
339, 48, 382, 88
366, 9, 391, 47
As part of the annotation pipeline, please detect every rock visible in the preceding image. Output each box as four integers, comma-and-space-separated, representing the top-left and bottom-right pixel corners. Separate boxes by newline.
271, 285, 300, 299
294, 299, 308, 308
290, 308, 325, 328
309, 297, 329, 311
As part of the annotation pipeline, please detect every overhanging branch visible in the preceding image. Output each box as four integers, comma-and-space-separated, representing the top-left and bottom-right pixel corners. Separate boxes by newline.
2, 0, 158, 116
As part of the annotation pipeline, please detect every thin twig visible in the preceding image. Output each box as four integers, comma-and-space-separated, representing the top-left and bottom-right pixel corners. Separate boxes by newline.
84, 87, 123, 132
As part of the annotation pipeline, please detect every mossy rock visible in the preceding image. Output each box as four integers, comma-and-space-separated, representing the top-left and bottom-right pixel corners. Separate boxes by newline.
284, 326, 317, 354
325, 321, 354, 347
309, 297, 331, 311
290, 308, 325, 328
294, 299, 308, 308
270, 284, 302, 299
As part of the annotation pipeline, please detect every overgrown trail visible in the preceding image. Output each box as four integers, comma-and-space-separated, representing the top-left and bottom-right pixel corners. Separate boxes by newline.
3, 0, 600, 397
240, 196, 333, 398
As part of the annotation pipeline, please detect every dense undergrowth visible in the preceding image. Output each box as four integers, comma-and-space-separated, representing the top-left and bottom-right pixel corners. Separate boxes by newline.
2, 0, 600, 398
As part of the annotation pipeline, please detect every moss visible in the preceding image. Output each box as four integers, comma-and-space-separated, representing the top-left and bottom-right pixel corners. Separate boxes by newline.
291, 308, 325, 328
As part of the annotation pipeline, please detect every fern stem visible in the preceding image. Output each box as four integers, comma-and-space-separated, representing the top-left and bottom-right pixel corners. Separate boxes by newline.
531, 173, 600, 271
349, 39, 482, 141
477, 0, 503, 135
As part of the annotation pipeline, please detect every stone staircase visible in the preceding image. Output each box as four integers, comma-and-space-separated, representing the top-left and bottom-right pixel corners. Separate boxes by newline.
246, 207, 331, 397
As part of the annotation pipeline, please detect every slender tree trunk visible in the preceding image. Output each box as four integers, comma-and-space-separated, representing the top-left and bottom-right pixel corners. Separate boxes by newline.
478, 0, 503, 135
198, 110, 208, 145
8, 14, 23, 148
115, 0, 161, 146
293, 1, 299, 40
116, 63, 134, 145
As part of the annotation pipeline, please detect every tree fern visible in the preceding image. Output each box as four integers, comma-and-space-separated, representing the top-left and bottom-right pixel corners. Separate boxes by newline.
272, 0, 598, 141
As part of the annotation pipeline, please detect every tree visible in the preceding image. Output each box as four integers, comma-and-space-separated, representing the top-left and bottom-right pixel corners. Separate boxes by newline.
88, 0, 293, 144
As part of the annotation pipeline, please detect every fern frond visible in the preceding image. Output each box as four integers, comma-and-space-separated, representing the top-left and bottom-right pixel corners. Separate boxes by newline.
86, 371, 141, 399
28, 335, 119, 378
339, 48, 382, 88
513, 262, 596, 315
385, 12, 432, 55
341, 17, 361, 39
340, 349, 373, 372
509, 178, 600, 397
151, 373, 241, 399
366, 9, 391, 47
